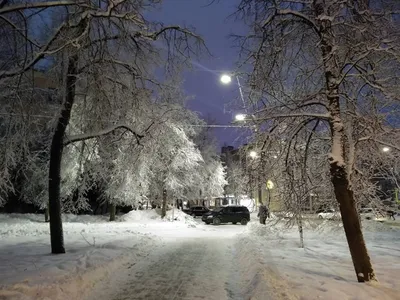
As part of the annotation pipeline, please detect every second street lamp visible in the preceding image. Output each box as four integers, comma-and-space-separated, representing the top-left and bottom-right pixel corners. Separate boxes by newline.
249, 150, 257, 158
235, 113, 246, 122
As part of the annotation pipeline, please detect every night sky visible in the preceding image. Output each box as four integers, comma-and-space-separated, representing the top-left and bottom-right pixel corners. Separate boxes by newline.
154, 0, 248, 150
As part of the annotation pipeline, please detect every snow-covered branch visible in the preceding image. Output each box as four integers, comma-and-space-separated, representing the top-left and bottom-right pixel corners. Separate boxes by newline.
64, 124, 144, 146
255, 112, 331, 121
0, 1, 81, 14
276, 9, 321, 37
357, 137, 400, 152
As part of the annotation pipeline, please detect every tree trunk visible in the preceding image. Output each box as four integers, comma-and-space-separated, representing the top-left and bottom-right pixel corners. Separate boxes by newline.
296, 214, 304, 248
330, 164, 376, 282
161, 188, 167, 219
48, 54, 78, 254
258, 183, 263, 205
45, 204, 49, 222
314, 1, 376, 282
109, 203, 116, 221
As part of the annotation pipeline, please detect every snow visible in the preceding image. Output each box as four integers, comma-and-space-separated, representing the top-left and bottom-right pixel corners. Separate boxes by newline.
241, 220, 400, 300
0, 212, 163, 300
0, 212, 399, 299
0, 210, 201, 299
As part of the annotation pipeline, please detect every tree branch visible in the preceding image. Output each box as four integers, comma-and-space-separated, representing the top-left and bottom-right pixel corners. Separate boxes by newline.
255, 112, 331, 121
276, 9, 321, 37
134, 26, 203, 42
0, 15, 40, 47
0, 22, 67, 79
357, 137, 400, 152
0, 1, 81, 15
64, 124, 144, 146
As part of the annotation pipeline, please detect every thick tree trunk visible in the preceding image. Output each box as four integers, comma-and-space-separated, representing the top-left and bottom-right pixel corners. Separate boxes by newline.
109, 204, 116, 221
161, 188, 167, 219
330, 164, 376, 282
314, 1, 376, 282
48, 54, 78, 254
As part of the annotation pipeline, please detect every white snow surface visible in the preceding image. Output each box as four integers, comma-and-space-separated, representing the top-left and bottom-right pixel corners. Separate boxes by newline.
0, 211, 399, 300
244, 220, 400, 300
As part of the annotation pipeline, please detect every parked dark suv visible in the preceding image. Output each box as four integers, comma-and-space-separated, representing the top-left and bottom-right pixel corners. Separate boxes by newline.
184, 206, 210, 217
202, 206, 250, 225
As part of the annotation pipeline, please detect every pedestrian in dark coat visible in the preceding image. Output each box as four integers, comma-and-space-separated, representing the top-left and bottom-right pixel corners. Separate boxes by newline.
258, 204, 267, 224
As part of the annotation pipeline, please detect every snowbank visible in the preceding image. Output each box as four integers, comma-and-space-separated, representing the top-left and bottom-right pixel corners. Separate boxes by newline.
165, 209, 198, 227
120, 208, 197, 227
241, 220, 400, 299
119, 209, 159, 222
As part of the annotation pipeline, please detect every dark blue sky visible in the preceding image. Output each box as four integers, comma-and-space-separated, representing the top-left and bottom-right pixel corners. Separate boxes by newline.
154, 0, 248, 149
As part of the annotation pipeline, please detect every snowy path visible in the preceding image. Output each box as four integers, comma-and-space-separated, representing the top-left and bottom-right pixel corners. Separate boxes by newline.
85, 227, 288, 300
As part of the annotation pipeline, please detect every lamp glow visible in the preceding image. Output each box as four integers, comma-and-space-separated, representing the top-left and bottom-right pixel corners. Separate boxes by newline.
249, 151, 257, 158
266, 180, 274, 190
235, 114, 246, 121
220, 74, 232, 84
382, 147, 390, 152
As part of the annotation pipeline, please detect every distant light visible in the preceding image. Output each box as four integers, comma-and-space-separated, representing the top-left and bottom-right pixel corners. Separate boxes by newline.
235, 114, 246, 121
249, 151, 257, 158
382, 147, 390, 152
220, 74, 232, 84
266, 180, 274, 189
273, 155, 278, 159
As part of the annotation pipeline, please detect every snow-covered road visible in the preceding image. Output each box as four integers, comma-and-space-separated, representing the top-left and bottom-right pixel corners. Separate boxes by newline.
2, 211, 399, 300
85, 223, 286, 300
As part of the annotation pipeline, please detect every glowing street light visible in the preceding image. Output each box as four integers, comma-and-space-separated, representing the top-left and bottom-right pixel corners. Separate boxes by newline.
266, 180, 274, 190
249, 150, 257, 158
382, 147, 390, 152
220, 74, 232, 84
235, 113, 246, 121
220, 73, 246, 109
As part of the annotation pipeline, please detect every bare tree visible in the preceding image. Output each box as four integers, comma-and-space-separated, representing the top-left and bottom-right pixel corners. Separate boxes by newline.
235, 0, 400, 282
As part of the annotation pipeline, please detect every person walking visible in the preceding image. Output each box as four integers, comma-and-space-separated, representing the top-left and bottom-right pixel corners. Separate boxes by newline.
258, 204, 267, 224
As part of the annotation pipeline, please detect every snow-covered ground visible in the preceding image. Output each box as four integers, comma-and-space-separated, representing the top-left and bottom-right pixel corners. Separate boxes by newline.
0, 210, 399, 299
242, 219, 400, 300
0, 210, 206, 300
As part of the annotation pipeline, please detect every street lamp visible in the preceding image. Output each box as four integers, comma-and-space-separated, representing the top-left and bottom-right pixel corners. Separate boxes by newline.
266, 180, 274, 190
249, 150, 257, 158
219, 73, 245, 109
382, 147, 390, 152
220, 74, 232, 84
235, 113, 246, 121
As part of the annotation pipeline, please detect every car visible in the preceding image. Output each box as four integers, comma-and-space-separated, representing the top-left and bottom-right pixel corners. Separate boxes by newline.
202, 205, 250, 225
318, 209, 341, 220
183, 206, 210, 217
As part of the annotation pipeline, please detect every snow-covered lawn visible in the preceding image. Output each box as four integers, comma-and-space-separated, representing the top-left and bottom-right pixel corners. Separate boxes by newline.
0, 210, 399, 300
0, 210, 204, 300
241, 220, 400, 300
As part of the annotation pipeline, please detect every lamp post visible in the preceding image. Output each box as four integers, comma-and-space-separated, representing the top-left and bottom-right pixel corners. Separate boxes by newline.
249, 150, 264, 207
